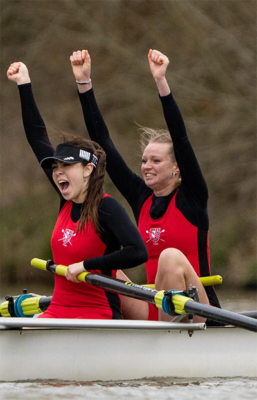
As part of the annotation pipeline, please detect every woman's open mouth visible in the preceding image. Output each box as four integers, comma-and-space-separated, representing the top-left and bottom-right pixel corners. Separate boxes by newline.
58, 180, 69, 194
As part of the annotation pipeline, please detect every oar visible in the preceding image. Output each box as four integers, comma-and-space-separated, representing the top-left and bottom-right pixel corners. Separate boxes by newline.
0, 267, 220, 318
31, 258, 257, 332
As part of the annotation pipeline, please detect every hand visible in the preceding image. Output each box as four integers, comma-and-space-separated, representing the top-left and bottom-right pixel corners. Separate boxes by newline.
70, 49, 91, 82
7, 62, 31, 85
148, 49, 169, 80
65, 261, 85, 283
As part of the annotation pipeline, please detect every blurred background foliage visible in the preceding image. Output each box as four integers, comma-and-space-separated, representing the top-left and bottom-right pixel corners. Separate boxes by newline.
0, 0, 256, 296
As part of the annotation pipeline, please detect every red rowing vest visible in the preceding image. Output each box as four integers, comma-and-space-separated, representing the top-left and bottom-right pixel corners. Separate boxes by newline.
138, 192, 210, 284
47, 197, 117, 318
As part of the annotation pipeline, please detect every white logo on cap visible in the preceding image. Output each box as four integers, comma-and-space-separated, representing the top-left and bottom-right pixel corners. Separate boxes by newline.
79, 150, 91, 161
63, 157, 74, 161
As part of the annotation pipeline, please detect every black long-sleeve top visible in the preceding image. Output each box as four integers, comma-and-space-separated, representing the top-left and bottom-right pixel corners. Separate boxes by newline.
17, 83, 148, 273
78, 88, 221, 310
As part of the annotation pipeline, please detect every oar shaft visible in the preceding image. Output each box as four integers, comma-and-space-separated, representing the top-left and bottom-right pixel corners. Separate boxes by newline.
184, 301, 257, 333
87, 274, 158, 303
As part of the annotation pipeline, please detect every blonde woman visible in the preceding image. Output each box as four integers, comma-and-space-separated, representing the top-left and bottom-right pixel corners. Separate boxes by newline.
69, 49, 221, 323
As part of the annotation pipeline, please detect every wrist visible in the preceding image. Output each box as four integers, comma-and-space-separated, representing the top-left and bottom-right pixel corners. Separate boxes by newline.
17, 77, 31, 85
77, 81, 92, 94
153, 75, 166, 83
76, 79, 91, 84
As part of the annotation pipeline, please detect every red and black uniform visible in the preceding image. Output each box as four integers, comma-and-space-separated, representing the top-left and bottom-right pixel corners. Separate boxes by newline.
78, 88, 221, 321
17, 83, 148, 319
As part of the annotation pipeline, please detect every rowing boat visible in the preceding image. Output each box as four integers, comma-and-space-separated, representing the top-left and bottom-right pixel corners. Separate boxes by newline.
0, 258, 256, 381
0, 317, 256, 381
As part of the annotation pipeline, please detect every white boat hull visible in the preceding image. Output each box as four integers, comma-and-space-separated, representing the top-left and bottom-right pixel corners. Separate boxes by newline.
0, 318, 256, 381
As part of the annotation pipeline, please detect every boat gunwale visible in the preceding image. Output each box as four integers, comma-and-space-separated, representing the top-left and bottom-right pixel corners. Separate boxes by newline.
0, 317, 207, 331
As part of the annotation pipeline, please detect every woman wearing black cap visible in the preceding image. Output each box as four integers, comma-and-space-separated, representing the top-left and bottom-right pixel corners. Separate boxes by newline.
7, 62, 148, 320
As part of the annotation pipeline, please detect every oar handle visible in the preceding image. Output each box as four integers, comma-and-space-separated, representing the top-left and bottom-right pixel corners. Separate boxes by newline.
143, 275, 223, 289
31, 258, 48, 271
54, 264, 89, 283
31, 258, 89, 282
200, 275, 223, 286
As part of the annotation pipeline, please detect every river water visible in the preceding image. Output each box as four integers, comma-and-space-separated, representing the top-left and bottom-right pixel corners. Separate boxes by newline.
0, 290, 256, 400
0, 378, 257, 400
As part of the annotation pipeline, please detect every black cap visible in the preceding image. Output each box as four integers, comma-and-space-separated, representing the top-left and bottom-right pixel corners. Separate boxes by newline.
40, 144, 98, 169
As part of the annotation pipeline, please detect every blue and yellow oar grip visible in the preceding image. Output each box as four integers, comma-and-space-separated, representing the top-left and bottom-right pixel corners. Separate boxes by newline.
172, 294, 193, 315
0, 295, 47, 318
154, 290, 165, 309
21, 296, 45, 316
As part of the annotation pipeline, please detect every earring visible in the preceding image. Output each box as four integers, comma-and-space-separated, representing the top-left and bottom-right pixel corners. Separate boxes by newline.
173, 172, 176, 177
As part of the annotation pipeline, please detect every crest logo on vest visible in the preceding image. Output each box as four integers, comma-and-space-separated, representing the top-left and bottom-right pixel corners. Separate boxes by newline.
58, 229, 76, 247
146, 228, 165, 245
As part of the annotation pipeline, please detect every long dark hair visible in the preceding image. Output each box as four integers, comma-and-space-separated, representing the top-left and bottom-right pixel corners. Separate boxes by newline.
60, 133, 106, 235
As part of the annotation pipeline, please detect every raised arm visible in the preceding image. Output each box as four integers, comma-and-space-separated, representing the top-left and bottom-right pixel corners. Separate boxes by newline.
148, 49, 171, 96
70, 50, 92, 94
70, 50, 151, 218
148, 49, 208, 205
7, 62, 56, 189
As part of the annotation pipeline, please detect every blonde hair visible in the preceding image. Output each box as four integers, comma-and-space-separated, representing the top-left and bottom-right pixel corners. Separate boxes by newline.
139, 126, 176, 162
60, 133, 106, 234
139, 126, 181, 188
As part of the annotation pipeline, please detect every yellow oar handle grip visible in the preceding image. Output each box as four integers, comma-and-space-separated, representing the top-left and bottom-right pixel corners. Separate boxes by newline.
200, 275, 223, 286
55, 264, 68, 276
31, 258, 48, 271
143, 275, 223, 289
54, 265, 89, 282
55, 265, 89, 282
31, 258, 89, 282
